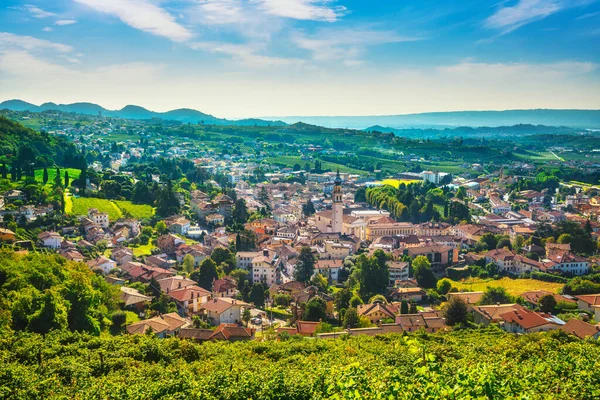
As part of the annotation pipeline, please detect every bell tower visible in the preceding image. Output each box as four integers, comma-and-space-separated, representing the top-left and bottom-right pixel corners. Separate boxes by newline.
331, 170, 343, 233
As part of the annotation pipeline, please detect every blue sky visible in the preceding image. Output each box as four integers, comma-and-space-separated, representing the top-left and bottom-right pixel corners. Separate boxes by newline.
0, 0, 599, 118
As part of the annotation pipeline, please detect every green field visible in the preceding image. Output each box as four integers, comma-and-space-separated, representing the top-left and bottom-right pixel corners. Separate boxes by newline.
448, 277, 563, 296
113, 200, 154, 219
266, 156, 366, 175
70, 197, 123, 221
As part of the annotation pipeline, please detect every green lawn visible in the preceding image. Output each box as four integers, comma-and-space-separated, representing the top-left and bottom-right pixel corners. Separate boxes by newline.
266, 156, 366, 175
70, 197, 123, 221
113, 200, 154, 219
131, 243, 155, 257
34, 168, 80, 186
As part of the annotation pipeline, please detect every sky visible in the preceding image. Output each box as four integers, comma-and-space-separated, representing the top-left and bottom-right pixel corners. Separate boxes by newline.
0, 0, 599, 119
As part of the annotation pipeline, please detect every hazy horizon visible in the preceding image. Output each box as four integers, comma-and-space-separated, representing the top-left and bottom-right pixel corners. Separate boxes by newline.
1, 0, 599, 118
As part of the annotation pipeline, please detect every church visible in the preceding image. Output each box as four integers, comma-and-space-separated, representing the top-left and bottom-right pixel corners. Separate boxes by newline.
314, 171, 367, 240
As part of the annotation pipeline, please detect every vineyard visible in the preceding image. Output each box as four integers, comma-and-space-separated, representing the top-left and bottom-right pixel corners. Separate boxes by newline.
1, 328, 598, 399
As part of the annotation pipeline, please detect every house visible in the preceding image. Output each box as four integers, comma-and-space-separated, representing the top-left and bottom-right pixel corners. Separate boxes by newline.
575, 294, 600, 312
545, 252, 590, 276
4, 189, 25, 202
38, 231, 62, 249
520, 290, 575, 309
405, 245, 458, 267
471, 304, 524, 326
388, 261, 409, 285
499, 309, 564, 333
389, 287, 427, 302
120, 286, 153, 309
314, 259, 343, 283
87, 256, 117, 275
165, 216, 191, 235
206, 213, 225, 226
212, 277, 238, 298
395, 314, 444, 333
167, 285, 212, 314
88, 208, 109, 228
559, 319, 600, 340
276, 321, 320, 337
111, 247, 134, 266
200, 297, 248, 325
123, 262, 175, 282
61, 249, 85, 262
126, 312, 190, 337
447, 291, 484, 305
179, 324, 255, 342
157, 275, 197, 293
357, 302, 399, 324
251, 249, 280, 286
0, 228, 16, 242
236, 251, 262, 270
157, 234, 185, 255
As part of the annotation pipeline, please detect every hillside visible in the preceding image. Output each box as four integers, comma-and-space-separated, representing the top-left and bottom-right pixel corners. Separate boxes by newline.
366, 124, 583, 139
272, 109, 600, 129
0, 99, 287, 127
0, 115, 78, 165
0, 328, 598, 398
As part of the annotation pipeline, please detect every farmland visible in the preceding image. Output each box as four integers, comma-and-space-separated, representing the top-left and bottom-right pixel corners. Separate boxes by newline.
113, 200, 155, 219
448, 277, 564, 296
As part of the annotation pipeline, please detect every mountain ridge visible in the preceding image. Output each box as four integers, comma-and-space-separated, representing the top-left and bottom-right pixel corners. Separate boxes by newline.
0, 99, 287, 127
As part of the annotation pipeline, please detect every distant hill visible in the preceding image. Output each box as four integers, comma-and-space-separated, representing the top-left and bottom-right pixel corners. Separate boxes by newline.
271, 109, 600, 129
365, 124, 584, 139
0, 99, 287, 127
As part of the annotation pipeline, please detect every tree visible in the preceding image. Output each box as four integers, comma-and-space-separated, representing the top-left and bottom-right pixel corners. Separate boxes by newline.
479, 286, 514, 305
294, 246, 315, 283
356, 250, 389, 300
557, 233, 573, 244
496, 237, 512, 250
443, 296, 468, 326
249, 283, 265, 307
154, 221, 168, 235
412, 256, 437, 289
456, 186, 467, 201
334, 288, 352, 311
64, 170, 70, 187
436, 279, 452, 295
211, 248, 236, 274
302, 200, 316, 217
54, 168, 62, 187
303, 297, 327, 322
538, 294, 557, 313
110, 311, 127, 335
349, 294, 363, 308
400, 300, 409, 314
182, 254, 195, 274
242, 308, 251, 326
191, 258, 218, 290
233, 199, 249, 224
42, 166, 49, 184
343, 307, 360, 328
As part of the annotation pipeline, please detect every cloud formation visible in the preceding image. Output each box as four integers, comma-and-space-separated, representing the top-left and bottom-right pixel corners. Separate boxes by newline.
75, 0, 192, 42
0, 32, 73, 53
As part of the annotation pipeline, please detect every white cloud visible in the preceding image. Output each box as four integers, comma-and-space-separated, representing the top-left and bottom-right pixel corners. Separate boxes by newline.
438, 60, 598, 78
75, 0, 192, 42
253, 0, 346, 22
0, 32, 73, 53
55, 20, 78, 26
293, 28, 421, 64
17, 4, 56, 19
196, 0, 249, 25
42, 27, 53, 32
190, 41, 304, 67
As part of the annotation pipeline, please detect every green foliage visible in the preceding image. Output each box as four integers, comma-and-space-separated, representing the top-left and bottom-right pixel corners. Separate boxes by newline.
249, 283, 265, 307
355, 250, 389, 300
0, 250, 119, 335
538, 294, 557, 313
343, 307, 360, 328
412, 256, 437, 289
293, 246, 315, 284
479, 286, 515, 305
303, 297, 327, 322
442, 296, 468, 326
211, 248, 236, 274
436, 279, 452, 295
191, 258, 219, 290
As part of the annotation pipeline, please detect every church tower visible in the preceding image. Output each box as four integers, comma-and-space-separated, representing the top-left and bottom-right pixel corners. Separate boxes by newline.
331, 170, 343, 233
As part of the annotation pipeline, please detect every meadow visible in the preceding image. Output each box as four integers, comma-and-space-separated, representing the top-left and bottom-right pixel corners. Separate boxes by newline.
448, 277, 564, 296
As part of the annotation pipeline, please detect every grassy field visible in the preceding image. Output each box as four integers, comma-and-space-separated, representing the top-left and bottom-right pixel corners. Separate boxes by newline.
70, 197, 123, 221
266, 156, 366, 175
131, 243, 156, 257
34, 168, 81, 186
448, 277, 563, 296
113, 200, 154, 219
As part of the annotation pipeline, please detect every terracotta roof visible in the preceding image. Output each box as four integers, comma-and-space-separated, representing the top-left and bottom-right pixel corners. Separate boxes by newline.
296, 321, 319, 335
576, 294, 600, 307
521, 290, 575, 305
396, 314, 427, 330
178, 328, 214, 340
560, 319, 600, 339
499, 309, 557, 329
168, 285, 211, 302
447, 292, 484, 305
357, 302, 398, 319
120, 286, 153, 306
158, 275, 197, 293
200, 297, 247, 314
126, 312, 188, 335
316, 259, 343, 269
471, 304, 523, 323
211, 324, 254, 340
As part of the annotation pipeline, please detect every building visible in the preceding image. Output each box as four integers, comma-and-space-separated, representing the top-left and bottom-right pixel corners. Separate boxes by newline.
366, 218, 415, 241
87, 256, 117, 275
157, 234, 185, 255
406, 245, 458, 267
331, 170, 344, 233
357, 302, 399, 324
111, 247, 134, 266
236, 251, 262, 270
0, 228, 16, 242
448, 291, 484, 305
165, 216, 191, 235
559, 319, 600, 340
200, 297, 248, 325
251, 249, 281, 286
38, 231, 62, 249
388, 261, 409, 285
126, 312, 189, 337
314, 259, 343, 283
179, 324, 255, 342
88, 208, 109, 228
499, 309, 563, 333
471, 304, 523, 326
